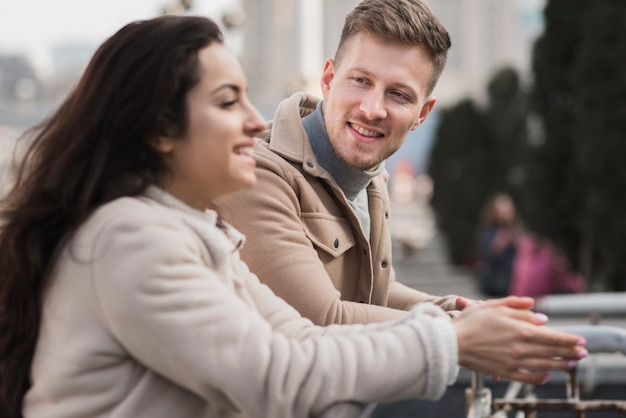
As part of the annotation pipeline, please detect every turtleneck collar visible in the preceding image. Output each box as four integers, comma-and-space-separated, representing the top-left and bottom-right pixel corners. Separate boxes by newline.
302, 100, 384, 200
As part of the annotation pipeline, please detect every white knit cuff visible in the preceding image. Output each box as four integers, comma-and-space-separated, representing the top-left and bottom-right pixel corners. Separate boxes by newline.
403, 303, 460, 398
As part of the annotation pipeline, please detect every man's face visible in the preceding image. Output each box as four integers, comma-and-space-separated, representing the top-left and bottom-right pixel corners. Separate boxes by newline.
321, 32, 436, 171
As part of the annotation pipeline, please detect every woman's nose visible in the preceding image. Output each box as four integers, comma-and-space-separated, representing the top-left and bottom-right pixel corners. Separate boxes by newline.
245, 101, 268, 134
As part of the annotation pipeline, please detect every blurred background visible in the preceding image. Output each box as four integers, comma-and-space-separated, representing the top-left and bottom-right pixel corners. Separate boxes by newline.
1, 0, 625, 295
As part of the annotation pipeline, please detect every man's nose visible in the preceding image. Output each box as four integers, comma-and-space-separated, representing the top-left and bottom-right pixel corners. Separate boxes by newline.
359, 89, 387, 120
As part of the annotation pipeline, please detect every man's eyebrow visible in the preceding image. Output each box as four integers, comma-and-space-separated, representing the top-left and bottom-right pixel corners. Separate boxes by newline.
349, 66, 374, 77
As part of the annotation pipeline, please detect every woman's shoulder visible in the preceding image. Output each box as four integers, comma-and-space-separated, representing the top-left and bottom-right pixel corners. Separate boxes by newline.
88, 196, 173, 230
71, 196, 190, 252
77, 195, 237, 267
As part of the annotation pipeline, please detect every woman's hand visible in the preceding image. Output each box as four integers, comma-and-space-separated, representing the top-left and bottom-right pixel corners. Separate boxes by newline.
453, 296, 587, 384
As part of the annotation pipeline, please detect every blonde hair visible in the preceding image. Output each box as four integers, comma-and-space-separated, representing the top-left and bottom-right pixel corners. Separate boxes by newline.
336, 0, 451, 94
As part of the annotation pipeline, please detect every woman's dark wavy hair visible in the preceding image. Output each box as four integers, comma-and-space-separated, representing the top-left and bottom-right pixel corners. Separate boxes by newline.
0, 15, 223, 416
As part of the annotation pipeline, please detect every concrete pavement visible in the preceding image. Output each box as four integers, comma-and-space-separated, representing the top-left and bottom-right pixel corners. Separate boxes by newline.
393, 231, 484, 301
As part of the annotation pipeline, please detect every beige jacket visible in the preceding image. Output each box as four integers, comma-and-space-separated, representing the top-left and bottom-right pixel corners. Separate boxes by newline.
217, 93, 458, 326
24, 187, 458, 418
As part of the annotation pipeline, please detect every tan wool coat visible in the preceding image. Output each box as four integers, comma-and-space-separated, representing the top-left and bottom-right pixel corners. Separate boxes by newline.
217, 93, 459, 326
23, 187, 458, 418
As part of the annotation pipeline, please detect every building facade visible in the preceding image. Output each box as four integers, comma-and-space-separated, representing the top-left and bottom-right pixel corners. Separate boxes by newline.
239, 0, 545, 114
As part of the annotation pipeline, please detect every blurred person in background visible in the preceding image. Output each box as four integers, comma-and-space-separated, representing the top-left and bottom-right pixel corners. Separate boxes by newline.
476, 193, 523, 297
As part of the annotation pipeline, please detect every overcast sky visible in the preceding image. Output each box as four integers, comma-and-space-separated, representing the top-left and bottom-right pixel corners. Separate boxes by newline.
0, 0, 236, 53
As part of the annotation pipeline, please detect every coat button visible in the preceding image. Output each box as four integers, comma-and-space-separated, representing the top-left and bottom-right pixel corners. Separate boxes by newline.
333, 238, 339, 248
385, 211, 389, 219
381, 259, 388, 268
306, 162, 314, 168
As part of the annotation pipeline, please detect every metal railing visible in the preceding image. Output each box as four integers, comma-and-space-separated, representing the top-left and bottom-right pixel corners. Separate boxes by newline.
466, 324, 626, 418
535, 292, 626, 323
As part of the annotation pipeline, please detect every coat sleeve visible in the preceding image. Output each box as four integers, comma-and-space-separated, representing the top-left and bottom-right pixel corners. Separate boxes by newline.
89, 208, 458, 418
386, 270, 460, 313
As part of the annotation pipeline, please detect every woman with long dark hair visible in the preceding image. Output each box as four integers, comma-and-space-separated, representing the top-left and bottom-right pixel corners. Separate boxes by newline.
0, 14, 586, 418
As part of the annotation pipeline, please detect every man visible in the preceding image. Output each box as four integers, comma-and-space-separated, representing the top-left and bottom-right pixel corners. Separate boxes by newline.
211, 5, 589, 414
217, 0, 468, 325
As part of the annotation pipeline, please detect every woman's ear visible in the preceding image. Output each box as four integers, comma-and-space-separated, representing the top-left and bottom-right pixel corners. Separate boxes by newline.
147, 136, 175, 154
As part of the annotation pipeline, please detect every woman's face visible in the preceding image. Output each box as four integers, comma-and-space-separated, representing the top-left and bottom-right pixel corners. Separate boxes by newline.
493, 196, 515, 224
153, 42, 266, 210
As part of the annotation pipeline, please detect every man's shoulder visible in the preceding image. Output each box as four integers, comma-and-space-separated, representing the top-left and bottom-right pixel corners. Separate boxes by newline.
252, 136, 304, 177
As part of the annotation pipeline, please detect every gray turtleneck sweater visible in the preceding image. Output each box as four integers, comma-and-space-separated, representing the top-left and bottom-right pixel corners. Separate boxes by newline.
302, 101, 384, 240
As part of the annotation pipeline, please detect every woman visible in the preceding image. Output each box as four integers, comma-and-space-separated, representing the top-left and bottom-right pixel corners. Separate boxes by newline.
0, 15, 585, 418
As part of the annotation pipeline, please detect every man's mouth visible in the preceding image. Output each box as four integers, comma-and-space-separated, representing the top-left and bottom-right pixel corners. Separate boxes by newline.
349, 122, 383, 138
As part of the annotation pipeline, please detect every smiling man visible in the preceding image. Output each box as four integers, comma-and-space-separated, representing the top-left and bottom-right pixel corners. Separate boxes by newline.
216, 0, 469, 326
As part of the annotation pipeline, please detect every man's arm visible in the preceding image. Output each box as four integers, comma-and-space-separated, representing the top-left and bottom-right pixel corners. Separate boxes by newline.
387, 276, 462, 312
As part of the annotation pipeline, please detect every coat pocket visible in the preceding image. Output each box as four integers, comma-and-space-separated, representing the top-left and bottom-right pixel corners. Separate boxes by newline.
301, 214, 356, 257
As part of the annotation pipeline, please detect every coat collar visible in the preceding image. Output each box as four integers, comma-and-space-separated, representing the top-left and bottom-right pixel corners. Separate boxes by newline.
143, 186, 245, 268
266, 92, 319, 166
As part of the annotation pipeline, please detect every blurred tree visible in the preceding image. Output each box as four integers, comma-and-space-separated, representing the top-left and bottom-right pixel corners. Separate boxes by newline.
524, 0, 586, 278
429, 67, 528, 266
572, 0, 626, 290
484, 67, 528, 199
526, 0, 626, 291
429, 99, 492, 265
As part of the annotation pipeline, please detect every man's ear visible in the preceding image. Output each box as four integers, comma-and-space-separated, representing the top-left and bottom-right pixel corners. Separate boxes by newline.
147, 136, 175, 154
411, 96, 437, 131
320, 58, 336, 100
